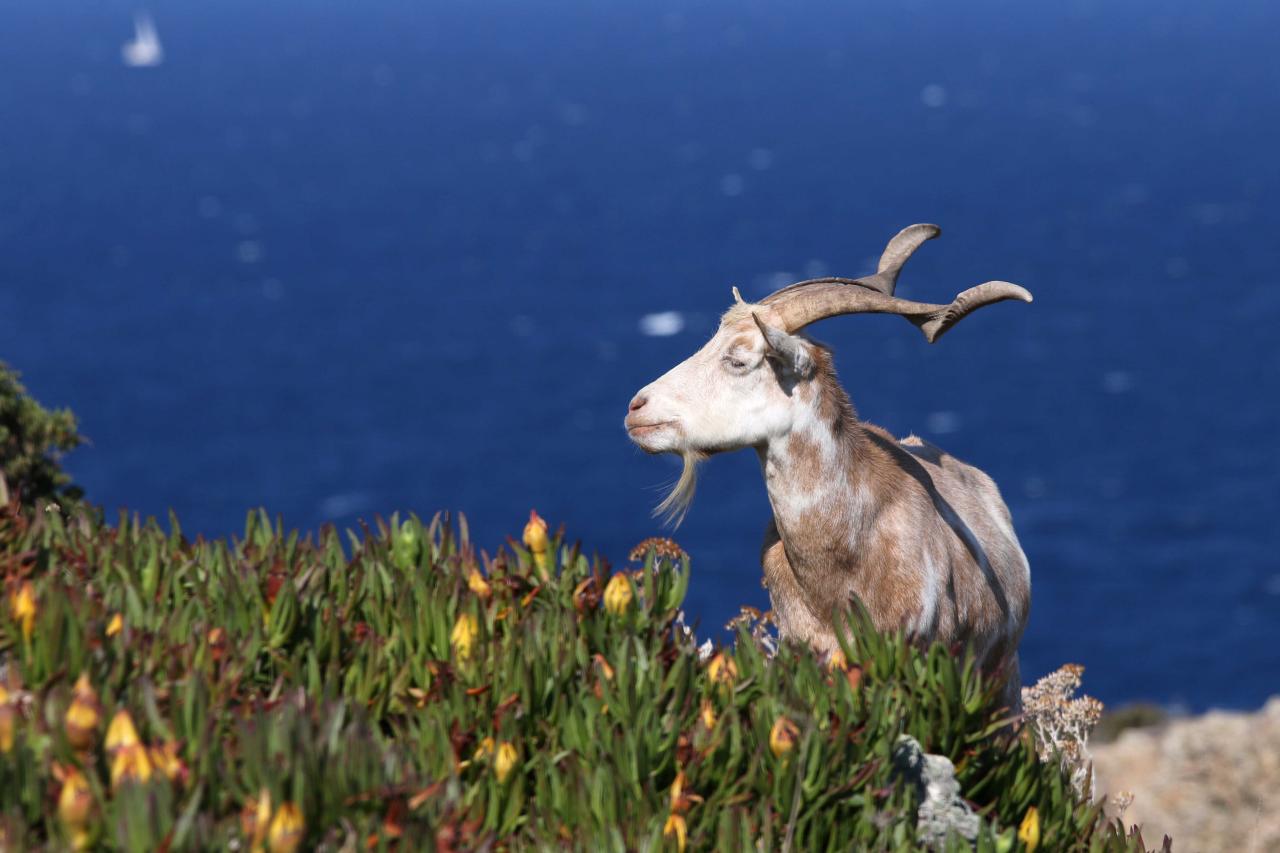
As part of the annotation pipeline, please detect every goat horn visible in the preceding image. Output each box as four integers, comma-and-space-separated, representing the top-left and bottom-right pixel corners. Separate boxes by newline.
764, 279, 1031, 343
873, 223, 940, 296
756, 223, 941, 305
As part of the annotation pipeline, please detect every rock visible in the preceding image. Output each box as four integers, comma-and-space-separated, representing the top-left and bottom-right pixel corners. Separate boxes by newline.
893, 734, 981, 848
1091, 696, 1280, 851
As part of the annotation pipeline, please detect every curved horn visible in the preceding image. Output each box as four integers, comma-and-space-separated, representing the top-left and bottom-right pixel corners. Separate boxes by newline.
756, 223, 940, 304
874, 223, 940, 295
767, 279, 1032, 343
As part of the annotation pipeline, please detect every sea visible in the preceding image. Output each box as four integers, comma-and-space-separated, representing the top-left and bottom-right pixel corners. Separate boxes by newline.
2, 0, 1277, 712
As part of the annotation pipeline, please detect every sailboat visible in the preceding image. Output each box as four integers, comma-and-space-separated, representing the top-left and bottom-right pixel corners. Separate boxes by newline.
122, 12, 164, 68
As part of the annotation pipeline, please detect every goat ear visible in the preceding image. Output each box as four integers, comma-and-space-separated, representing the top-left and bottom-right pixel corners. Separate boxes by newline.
752, 313, 812, 376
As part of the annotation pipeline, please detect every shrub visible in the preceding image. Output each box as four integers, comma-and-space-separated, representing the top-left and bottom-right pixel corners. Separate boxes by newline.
0, 503, 1160, 851
0, 362, 85, 513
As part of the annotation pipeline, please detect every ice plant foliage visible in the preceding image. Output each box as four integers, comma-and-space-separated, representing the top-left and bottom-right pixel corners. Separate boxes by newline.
0, 494, 1155, 849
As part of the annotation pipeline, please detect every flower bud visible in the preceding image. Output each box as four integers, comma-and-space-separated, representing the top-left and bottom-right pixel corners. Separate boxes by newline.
1018, 806, 1040, 852
602, 574, 633, 616
105, 613, 123, 638
522, 510, 551, 577
105, 710, 140, 757
9, 581, 35, 643
0, 684, 15, 754
110, 742, 154, 788
240, 789, 272, 849
706, 652, 737, 687
149, 740, 188, 784
522, 510, 548, 554
64, 673, 101, 751
699, 700, 717, 731
57, 766, 95, 831
494, 741, 518, 783
466, 569, 492, 601
769, 716, 799, 759
268, 802, 305, 853
663, 814, 687, 852
450, 612, 478, 661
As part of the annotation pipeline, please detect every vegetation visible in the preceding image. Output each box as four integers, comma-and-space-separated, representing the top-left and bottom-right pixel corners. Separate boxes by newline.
0, 362, 86, 514
0, 365, 1157, 850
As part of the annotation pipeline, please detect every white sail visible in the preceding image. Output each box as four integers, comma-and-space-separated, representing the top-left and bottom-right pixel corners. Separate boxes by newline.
122, 12, 164, 68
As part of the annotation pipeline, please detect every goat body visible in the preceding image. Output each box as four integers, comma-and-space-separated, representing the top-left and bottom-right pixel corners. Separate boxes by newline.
756, 344, 1028, 699
625, 225, 1032, 703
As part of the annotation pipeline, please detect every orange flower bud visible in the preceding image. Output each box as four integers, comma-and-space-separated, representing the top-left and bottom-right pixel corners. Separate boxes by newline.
668, 770, 702, 815
1018, 806, 1040, 851
64, 674, 101, 751
603, 574, 633, 616
522, 510, 551, 577
494, 741, 518, 783
522, 510, 549, 554
57, 766, 95, 831
699, 700, 717, 731
149, 741, 187, 784
663, 813, 687, 852
466, 569, 492, 601
0, 685, 15, 754
706, 652, 737, 687
268, 802, 305, 853
9, 581, 35, 643
110, 742, 154, 788
769, 716, 800, 759
240, 789, 272, 849
450, 612, 478, 661
105, 710, 140, 757
105, 613, 123, 638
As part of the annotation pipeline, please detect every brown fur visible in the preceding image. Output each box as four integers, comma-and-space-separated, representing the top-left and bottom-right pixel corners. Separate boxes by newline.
759, 343, 1029, 705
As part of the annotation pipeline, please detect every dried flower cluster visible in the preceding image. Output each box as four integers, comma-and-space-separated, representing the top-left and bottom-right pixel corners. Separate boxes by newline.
1021, 663, 1105, 796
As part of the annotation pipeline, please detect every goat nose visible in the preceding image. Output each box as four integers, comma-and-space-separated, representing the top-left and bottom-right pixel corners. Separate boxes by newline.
628, 394, 648, 412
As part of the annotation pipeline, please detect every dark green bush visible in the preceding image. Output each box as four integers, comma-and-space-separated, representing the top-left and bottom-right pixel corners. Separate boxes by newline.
0, 362, 85, 513
0, 504, 1157, 851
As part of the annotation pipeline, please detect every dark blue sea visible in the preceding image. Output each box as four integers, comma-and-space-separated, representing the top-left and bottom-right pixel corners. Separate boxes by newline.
3, 0, 1278, 711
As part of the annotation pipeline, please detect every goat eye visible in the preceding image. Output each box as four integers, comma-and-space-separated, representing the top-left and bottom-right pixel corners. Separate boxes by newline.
724, 355, 749, 371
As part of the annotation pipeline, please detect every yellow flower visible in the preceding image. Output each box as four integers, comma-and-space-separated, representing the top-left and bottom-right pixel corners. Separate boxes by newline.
603, 574, 633, 616
706, 652, 737, 687
105, 710, 140, 756
466, 569, 492, 601
149, 741, 187, 783
64, 673, 101, 751
494, 741, 518, 783
0, 684, 15, 754
522, 510, 551, 577
268, 802, 305, 853
105, 613, 123, 638
110, 742, 154, 788
57, 766, 95, 831
240, 789, 272, 850
1018, 806, 1040, 851
522, 510, 548, 552
827, 648, 846, 670
9, 581, 35, 643
769, 716, 800, 759
699, 700, 717, 730
473, 736, 495, 763
668, 770, 702, 815
663, 813, 687, 852
450, 612, 479, 661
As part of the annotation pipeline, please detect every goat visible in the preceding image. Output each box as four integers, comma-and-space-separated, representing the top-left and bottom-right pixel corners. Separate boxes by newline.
624, 225, 1032, 705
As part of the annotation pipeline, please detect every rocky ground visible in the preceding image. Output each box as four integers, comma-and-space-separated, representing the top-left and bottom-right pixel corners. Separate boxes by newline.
1090, 697, 1280, 851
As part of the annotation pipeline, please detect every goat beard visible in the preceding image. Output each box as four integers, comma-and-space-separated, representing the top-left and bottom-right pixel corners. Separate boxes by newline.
653, 449, 707, 527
